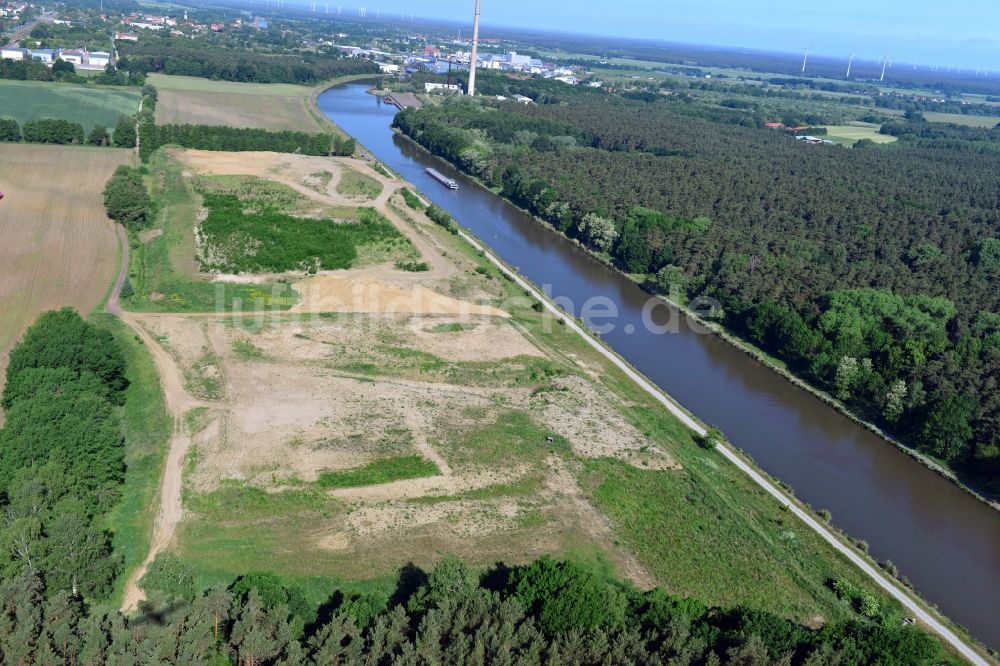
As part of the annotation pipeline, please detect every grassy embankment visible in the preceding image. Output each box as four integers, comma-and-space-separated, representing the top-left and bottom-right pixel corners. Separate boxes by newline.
0, 79, 140, 131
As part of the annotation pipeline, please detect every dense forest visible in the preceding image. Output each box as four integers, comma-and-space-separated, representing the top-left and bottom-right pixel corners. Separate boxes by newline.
0, 310, 128, 601
394, 88, 1000, 493
0, 551, 951, 665
117, 43, 379, 85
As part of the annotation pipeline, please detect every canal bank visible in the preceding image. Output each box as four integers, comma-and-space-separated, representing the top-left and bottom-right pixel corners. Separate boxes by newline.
314, 80, 1000, 654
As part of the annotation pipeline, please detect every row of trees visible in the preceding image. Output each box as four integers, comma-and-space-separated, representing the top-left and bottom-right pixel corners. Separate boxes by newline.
0, 116, 137, 146
0, 309, 129, 601
117, 44, 379, 85
0, 553, 946, 665
138, 122, 354, 162
394, 93, 1000, 492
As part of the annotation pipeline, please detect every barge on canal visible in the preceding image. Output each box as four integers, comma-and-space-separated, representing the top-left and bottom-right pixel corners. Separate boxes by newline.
426, 167, 459, 190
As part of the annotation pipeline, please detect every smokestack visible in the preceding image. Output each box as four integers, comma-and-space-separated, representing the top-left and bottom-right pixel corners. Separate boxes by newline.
467, 0, 481, 96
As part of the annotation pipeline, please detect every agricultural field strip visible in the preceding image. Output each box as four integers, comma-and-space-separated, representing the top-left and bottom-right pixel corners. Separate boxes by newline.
0, 79, 140, 131
149, 74, 327, 133
0, 145, 132, 394
456, 229, 990, 666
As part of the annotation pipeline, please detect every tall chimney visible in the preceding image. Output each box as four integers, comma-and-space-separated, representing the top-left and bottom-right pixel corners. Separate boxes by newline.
467, 0, 481, 96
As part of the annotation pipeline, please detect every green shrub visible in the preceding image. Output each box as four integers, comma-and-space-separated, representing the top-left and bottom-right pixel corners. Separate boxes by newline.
400, 187, 424, 211
395, 260, 430, 272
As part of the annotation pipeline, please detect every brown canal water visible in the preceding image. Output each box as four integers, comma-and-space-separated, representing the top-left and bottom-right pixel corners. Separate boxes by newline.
318, 82, 1000, 649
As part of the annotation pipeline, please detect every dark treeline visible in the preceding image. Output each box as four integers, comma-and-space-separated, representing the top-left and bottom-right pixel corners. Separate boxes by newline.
394, 92, 1000, 493
0, 310, 128, 601
21, 118, 86, 144
117, 43, 378, 84
0, 116, 134, 145
0, 553, 951, 665
139, 123, 355, 161
1, 56, 143, 86
0, 56, 63, 82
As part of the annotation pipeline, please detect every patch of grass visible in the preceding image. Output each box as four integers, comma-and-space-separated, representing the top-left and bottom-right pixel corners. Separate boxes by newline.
184, 406, 212, 435
331, 342, 567, 388
336, 168, 384, 200
316, 455, 439, 489
413, 472, 546, 505
187, 480, 333, 518
441, 410, 566, 469
198, 191, 402, 274
185, 350, 223, 400
430, 322, 471, 333
371, 162, 392, 178
304, 170, 334, 192
94, 315, 171, 606
922, 111, 1000, 127
579, 449, 885, 624
231, 338, 266, 359
818, 123, 897, 146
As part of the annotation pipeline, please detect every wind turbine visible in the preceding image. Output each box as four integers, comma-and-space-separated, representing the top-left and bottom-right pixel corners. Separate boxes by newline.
467, 0, 481, 95
880, 55, 889, 82
800, 45, 811, 73
846, 52, 854, 78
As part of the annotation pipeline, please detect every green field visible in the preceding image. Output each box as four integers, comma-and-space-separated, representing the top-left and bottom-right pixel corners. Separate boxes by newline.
819, 122, 898, 146
0, 79, 140, 131
922, 111, 1000, 127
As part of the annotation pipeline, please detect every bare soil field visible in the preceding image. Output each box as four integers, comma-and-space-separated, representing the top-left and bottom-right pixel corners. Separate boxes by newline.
0, 144, 132, 393
149, 74, 328, 133
144, 307, 664, 587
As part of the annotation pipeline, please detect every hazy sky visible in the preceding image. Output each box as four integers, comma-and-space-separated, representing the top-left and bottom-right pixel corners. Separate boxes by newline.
337, 0, 1000, 69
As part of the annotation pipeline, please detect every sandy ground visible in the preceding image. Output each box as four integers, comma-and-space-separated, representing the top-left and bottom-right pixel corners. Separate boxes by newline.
0, 145, 131, 398
290, 274, 508, 317
117, 149, 668, 609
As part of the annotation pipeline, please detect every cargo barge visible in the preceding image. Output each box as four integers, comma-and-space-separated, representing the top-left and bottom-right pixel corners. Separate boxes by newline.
426, 167, 459, 190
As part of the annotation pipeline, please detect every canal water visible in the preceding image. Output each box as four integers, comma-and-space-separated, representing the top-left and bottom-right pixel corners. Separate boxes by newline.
317, 82, 1000, 649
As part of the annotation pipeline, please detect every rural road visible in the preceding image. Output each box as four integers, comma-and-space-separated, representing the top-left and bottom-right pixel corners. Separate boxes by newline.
457, 229, 992, 666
